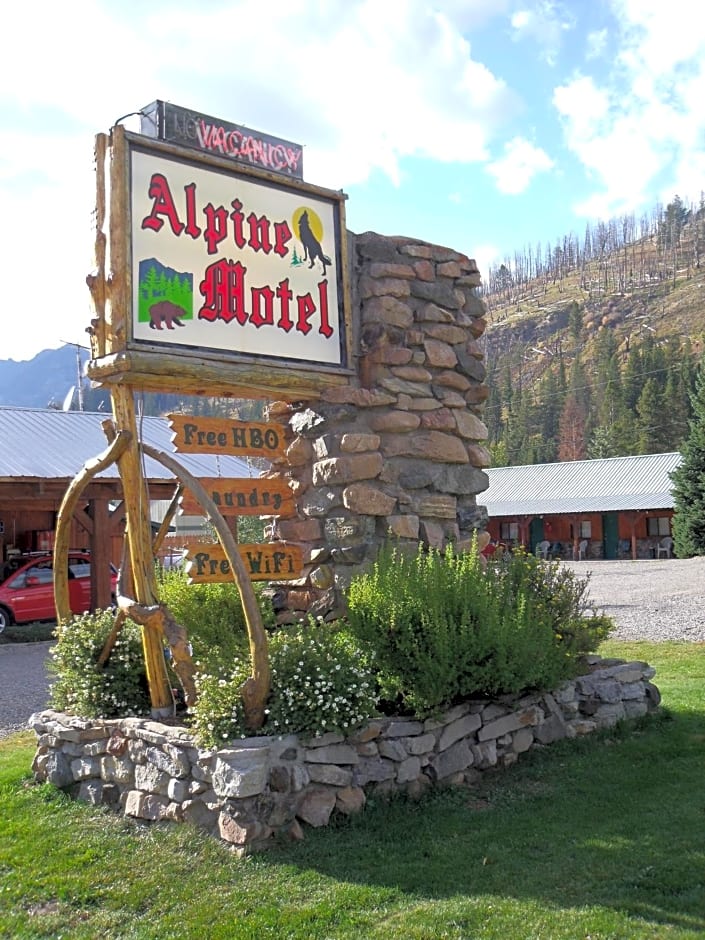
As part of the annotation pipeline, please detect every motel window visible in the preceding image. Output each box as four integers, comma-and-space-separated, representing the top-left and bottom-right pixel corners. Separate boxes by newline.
578, 521, 592, 539
647, 516, 671, 537
500, 522, 519, 541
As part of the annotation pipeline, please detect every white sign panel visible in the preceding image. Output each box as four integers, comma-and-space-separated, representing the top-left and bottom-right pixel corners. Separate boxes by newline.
130, 147, 344, 366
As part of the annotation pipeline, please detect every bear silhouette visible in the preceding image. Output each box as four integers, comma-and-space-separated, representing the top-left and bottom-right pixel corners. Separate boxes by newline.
149, 300, 187, 330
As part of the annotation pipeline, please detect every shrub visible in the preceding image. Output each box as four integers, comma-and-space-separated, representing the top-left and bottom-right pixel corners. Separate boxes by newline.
188, 618, 377, 746
266, 618, 377, 737
346, 541, 613, 717
49, 609, 150, 718
488, 548, 613, 657
157, 566, 275, 672
189, 662, 252, 748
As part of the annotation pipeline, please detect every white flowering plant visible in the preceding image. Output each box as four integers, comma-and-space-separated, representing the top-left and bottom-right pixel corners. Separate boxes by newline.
265, 618, 377, 737
189, 661, 252, 747
49, 609, 150, 718
188, 618, 377, 747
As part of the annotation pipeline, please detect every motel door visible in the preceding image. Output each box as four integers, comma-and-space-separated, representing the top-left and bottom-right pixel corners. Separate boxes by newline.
602, 513, 619, 560
529, 518, 544, 554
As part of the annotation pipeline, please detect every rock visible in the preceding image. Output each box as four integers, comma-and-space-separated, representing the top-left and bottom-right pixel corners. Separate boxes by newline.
296, 788, 337, 827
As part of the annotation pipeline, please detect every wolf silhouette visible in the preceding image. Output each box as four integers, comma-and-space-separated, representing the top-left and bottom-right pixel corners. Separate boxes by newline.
149, 300, 187, 330
298, 210, 332, 276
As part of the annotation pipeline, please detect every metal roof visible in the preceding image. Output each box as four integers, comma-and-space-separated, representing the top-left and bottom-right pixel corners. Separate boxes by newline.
481, 452, 682, 516
0, 406, 255, 481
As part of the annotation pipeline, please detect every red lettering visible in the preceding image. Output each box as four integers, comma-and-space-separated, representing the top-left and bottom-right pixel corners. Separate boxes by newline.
270, 145, 285, 169
250, 285, 275, 327
141, 173, 184, 235
196, 121, 216, 150
247, 213, 272, 254
318, 280, 333, 338
273, 220, 292, 258
285, 147, 302, 171
140, 180, 299, 258
276, 279, 293, 332
203, 203, 229, 254
229, 199, 247, 249
196, 266, 334, 340
249, 138, 266, 165
296, 292, 316, 335
212, 126, 228, 153
183, 182, 201, 239
198, 259, 248, 324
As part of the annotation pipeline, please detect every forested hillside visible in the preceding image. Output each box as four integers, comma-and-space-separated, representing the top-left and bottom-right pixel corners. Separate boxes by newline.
480, 195, 705, 466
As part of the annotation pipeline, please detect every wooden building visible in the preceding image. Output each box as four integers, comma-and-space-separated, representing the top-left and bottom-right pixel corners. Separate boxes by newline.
0, 406, 252, 608
482, 452, 681, 561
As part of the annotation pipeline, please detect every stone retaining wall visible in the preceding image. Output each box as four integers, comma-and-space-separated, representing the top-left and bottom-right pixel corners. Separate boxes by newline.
31, 656, 660, 855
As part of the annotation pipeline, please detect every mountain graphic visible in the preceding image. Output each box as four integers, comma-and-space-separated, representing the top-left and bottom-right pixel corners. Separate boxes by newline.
137, 258, 194, 325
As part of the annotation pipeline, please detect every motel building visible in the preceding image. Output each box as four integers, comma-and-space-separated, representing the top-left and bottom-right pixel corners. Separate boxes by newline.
481, 452, 681, 561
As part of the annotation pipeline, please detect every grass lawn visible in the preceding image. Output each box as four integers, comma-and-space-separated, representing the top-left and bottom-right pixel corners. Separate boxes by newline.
0, 622, 55, 644
1, 640, 704, 939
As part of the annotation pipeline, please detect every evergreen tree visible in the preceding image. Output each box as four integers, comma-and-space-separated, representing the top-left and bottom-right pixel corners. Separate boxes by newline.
671, 360, 705, 556
535, 367, 563, 461
588, 424, 621, 459
636, 377, 667, 453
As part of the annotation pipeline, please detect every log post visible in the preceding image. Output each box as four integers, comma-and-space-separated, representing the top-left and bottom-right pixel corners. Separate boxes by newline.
111, 389, 173, 716
53, 430, 130, 630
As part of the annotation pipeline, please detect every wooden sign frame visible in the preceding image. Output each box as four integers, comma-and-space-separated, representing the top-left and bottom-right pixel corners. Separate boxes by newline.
86, 125, 353, 401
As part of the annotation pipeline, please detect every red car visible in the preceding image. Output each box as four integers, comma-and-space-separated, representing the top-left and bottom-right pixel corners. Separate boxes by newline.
0, 552, 118, 633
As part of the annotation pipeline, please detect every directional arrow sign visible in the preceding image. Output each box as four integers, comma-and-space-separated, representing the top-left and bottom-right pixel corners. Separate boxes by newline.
180, 478, 295, 517
185, 543, 303, 583
168, 414, 287, 458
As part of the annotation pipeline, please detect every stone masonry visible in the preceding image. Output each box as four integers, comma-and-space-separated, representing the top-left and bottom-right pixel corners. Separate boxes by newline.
262, 231, 491, 622
32, 656, 661, 855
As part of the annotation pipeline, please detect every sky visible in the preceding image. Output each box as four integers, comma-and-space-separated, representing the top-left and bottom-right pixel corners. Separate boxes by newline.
2, 0, 705, 361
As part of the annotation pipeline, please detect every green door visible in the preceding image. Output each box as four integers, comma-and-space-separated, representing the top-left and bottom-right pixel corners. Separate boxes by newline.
529, 518, 544, 554
602, 513, 619, 560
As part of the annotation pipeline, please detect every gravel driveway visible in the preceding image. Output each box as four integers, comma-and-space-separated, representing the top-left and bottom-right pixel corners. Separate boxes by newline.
0, 639, 54, 739
565, 556, 705, 643
1, 558, 703, 738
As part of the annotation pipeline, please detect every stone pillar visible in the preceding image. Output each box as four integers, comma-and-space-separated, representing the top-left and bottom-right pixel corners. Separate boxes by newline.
265, 232, 491, 623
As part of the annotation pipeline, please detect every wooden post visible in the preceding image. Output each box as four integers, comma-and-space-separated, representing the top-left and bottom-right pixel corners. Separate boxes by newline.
105, 126, 172, 716
87, 497, 112, 610
111, 388, 173, 716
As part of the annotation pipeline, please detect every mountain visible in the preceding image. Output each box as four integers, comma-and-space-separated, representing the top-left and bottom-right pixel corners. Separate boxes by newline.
479, 196, 705, 465
0, 346, 90, 409
0, 346, 263, 420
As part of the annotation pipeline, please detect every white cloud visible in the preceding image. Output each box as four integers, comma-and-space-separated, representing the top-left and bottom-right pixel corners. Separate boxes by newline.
0, 0, 526, 359
554, 4, 705, 221
553, 75, 609, 140
486, 137, 554, 194
467, 242, 500, 282
585, 28, 608, 60
510, 1, 575, 65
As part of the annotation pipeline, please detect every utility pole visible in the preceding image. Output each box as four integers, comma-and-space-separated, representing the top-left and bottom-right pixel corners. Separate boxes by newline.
60, 340, 89, 411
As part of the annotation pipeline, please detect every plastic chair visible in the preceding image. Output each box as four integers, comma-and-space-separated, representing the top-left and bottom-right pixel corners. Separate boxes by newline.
656, 536, 673, 558
535, 540, 551, 560
577, 539, 588, 560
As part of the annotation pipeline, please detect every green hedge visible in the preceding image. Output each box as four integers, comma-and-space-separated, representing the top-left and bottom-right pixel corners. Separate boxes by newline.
346, 541, 613, 717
